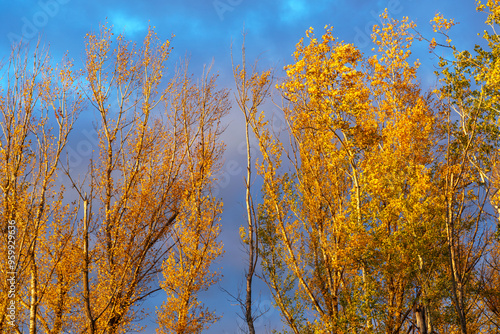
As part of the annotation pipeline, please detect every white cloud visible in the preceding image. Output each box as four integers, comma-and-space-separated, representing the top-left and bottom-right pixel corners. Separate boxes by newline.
280, 0, 310, 23
110, 12, 147, 36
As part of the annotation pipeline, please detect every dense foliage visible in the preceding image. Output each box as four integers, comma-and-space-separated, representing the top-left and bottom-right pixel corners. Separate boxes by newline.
0, 2, 499, 334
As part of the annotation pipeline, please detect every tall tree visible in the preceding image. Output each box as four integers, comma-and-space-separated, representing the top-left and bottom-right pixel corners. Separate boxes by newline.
156, 63, 228, 334
0, 24, 228, 334
428, 3, 500, 333
255, 24, 370, 333
74, 25, 229, 334
254, 14, 448, 334
231, 37, 272, 334
0, 41, 83, 334
361, 13, 444, 334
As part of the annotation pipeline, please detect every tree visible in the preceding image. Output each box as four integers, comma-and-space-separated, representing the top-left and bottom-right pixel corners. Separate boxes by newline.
231, 36, 272, 334
0, 41, 83, 334
360, 14, 444, 334
427, 3, 500, 333
1, 24, 227, 334
255, 23, 371, 333
156, 63, 228, 334
73, 25, 228, 334
254, 14, 449, 334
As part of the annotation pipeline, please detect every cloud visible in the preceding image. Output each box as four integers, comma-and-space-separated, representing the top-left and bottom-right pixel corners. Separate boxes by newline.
109, 12, 147, 36
279, 0, 310, 23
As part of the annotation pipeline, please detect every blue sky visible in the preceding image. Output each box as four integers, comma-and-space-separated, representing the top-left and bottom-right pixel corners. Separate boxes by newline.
0, 0, 487, 333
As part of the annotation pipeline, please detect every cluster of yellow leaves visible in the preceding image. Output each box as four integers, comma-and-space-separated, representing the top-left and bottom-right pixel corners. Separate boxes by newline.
254, 9, 456, 333
478, 0, 500, 25
158, 195, 223, 334
431, 13, 456, 32
0, 40, 84, 333
0, 23, 227, 334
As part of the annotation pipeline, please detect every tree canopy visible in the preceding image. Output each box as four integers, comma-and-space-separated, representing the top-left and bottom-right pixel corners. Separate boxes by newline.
1, 2, 500, 334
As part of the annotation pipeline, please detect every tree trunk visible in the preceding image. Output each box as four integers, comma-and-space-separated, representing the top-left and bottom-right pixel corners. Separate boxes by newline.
29, 254, 37, 334
83, 199, 95, 334
415, 304, 427, 334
